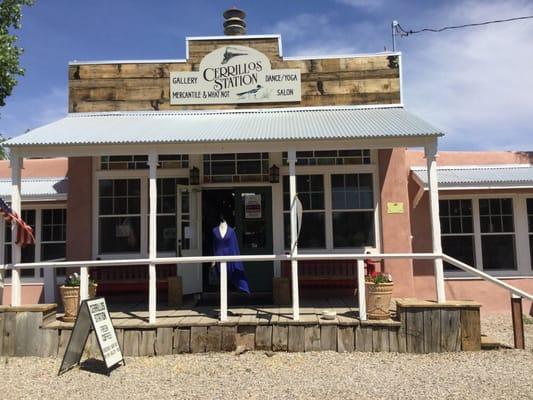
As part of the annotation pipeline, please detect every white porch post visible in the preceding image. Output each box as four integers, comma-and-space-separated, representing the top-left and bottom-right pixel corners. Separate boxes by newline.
10, 155, 22, 306
425, 140, 446, 303
288, 149, 300, 321
148, 152, 158, 324
220, 262, 228, 321
357, 259, 367, 320
79, 266, 89, 302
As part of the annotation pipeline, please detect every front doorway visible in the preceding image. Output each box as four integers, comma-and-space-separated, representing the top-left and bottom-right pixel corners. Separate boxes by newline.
202, 187, 273, 294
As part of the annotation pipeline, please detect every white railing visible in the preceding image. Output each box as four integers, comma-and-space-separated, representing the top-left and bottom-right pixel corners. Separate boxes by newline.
442, 255, 533, 301
1, 252, 532, 326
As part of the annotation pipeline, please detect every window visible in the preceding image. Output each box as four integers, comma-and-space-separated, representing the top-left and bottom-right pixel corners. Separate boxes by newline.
155, 178, 189, 252
527, 199, 533, 268
4, 209, 36, 277
3, 207, 67, 279
203, 153, 269, 183
98, 179, 141, 254
282, 149, 371, 166
283, 175, 325, 248
331, 174, 374, 247
101, 155, 148, 170
440, 200, 475, 271
41, 209, 67, 261
479, 198, 516, 270
100, 155, 189, 170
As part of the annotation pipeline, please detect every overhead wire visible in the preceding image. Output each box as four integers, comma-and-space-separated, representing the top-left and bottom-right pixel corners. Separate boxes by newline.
395, 15, 533, 36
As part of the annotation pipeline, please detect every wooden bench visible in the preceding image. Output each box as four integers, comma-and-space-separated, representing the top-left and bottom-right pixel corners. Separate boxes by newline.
89, 264, 177, 294
281, 260, 359, 289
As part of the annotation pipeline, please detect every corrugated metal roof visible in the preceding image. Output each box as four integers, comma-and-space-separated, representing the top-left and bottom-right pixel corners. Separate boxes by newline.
412, 165, 533, 189
5, 106, 443, 147
0, 177, 68, 200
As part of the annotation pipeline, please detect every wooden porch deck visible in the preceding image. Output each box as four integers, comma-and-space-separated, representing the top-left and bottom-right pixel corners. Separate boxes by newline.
44, 296, 400, 329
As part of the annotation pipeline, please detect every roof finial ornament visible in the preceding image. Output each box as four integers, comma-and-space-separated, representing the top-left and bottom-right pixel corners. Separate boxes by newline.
223, 7, 246, 36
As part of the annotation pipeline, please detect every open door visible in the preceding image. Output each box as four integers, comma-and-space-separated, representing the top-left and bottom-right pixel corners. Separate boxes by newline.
176, 185, 202, 294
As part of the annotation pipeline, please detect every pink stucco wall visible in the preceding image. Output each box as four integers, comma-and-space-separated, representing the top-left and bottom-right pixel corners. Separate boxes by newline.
2, 284, 43, 304
407, 149, 533, 315
0, 157, 68, 178
378, 148, 415, 298
66, 157, 93, 261
413, 275, 533, 316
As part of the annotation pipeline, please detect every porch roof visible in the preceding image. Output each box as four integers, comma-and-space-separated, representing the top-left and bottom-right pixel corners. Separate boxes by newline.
0, 177, 68, 201
5, 106, 443, 148
411, 164, 533, 189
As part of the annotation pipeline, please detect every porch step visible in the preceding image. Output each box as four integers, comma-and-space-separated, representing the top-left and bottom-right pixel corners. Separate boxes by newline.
481, 335, 503, 350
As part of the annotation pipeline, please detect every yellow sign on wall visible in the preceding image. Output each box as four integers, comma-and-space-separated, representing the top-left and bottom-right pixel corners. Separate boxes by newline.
387, 202, 404, 214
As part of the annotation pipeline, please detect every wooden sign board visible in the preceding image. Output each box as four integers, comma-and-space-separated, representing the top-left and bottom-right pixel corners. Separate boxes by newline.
58, 298, 124, 376
170, 45, 301, 105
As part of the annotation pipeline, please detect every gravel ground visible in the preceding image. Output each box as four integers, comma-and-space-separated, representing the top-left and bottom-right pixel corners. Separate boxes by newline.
1, 315, 532, 400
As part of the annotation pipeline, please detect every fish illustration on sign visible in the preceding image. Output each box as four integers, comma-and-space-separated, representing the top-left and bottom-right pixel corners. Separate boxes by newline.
237, 84, 264, 98
221, 47, 248, 64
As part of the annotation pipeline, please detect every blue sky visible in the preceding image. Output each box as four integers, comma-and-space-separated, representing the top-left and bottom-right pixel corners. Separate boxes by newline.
1, 0, 532, 151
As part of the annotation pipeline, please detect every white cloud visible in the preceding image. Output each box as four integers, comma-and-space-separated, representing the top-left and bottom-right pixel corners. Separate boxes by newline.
402, 0, 533, 150
266, 0, 533, 151
334, 0, 383, 9
1, 87, 67, 138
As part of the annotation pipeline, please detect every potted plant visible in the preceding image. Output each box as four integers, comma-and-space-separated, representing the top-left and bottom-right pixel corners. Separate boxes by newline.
365, 271, 393, 320
59, 272, 97, 322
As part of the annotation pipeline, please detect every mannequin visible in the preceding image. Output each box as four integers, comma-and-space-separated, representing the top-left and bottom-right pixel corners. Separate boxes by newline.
218, 218, 228, 239
211, 214, 250, 293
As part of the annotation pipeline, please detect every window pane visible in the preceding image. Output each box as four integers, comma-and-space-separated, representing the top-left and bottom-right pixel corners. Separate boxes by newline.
157, 215, 176, 252
99, 198, 113, 215
114, 179, 127, 196
481, 235, 516, 270
461, 200, 472, 216
530, 236, 533, 269
331, 174, 373, 210
283, 175, 324, 211
237, 160, 261, 174
479, 198, 514, 234
439, 200, 450, 216
284, 212, 325, 249
115, 197, 127, 214
462, 217, 473, 234
331, 192, 345, 209
442, 236, 475, 271
501, 216, 514, 232
479, 199, 490, 215
128, 179, 141, 196
41, 243, 66, 261
99, 217, 141, 253
449, 200, 461, 216
332, 211, 374, 247
360, 192, 373, 209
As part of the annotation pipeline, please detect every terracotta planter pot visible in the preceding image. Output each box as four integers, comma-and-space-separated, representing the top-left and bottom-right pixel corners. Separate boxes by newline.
59, 284, 97, 322
365, 282, 393, 320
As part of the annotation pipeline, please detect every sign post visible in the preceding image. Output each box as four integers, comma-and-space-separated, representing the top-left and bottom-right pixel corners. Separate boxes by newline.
58, 297, 124, 376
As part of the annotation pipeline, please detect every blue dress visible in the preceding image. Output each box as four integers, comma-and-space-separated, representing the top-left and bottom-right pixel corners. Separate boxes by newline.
212, 226, 250, 293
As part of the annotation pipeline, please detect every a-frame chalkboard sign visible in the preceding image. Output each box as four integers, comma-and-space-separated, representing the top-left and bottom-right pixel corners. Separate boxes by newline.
58, 297, 125, 376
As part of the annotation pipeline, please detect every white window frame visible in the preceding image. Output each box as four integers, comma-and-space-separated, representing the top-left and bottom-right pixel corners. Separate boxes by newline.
0, 203, 67, 283
93, 153, 380, 261
279, 150, 380, 254
92, 157, 190, 260
441, 193, 532, 278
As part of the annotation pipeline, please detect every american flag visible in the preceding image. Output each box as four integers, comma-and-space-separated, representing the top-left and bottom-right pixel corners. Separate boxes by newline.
0, 198, 35, 247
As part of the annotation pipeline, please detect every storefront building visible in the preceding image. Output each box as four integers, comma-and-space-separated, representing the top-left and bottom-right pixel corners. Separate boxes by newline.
1, 16, 532, 315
